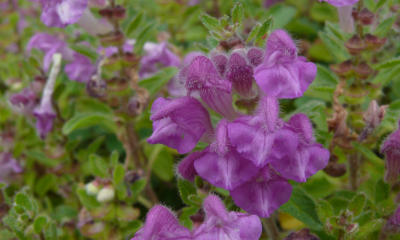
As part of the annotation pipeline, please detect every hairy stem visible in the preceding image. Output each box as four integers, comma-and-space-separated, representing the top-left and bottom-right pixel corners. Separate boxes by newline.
261, 217, 280, 240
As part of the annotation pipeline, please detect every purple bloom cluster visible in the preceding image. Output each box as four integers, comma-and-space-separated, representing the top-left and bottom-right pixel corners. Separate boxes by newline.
131, 195, 262, 240
381, 120, 400, 184
0, 152, 23, 184
318, 0, 359, 7
148, 29, 329, 217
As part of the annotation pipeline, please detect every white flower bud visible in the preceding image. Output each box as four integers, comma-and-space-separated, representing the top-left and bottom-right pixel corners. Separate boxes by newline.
85, 182, 100, 196
96, 187, 115, 203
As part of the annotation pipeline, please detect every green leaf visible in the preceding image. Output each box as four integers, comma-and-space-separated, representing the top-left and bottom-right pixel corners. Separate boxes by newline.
34, 216, 47, 234
179, 206, 199, 229
75, 98, 113, 114
0, 182, 7, 189
76, 188, 101, 210
126, 11, 144, 37
373, 57, 400, 70
231, 2, 243, 26
113, 164, 125, 186
134, 22, 157, 54
25, 151, 58, 167
373, 15, 396, 37
246, 23, 261, 43
348, 193, 366, 217
319, 32, 350, 63
130, 179, 147, 199
178, 179, 198, 206
44, 222, 57, 240
255, 18, 273, 46
63, 113, 117, 135
375, 178, 391, 204
34, 174, 57, 197
316, 200, 334, 224
110, 150, 119, 167
210, 30, 227, 40
138, 67, 179, 96
151, 146, 174, 181
280, 187, 323, 230
70, 45, 98, 61
200, 13, 224, 32
352, 142, 384, 167
14, 193, 34, 212
371, 65, 400, 85
194, 43, 211, 53
310, 2, 338, 22
89, 154, 109, 178
374, 0, 388, 11
354, 219, 382, 239
116, 205, 140, 221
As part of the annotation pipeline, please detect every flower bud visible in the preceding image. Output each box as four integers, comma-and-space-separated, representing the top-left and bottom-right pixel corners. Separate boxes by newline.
113, 5, 126, 19
100, 31, 125, 47
358, 8, 374, 25
210, 53, 228, 77
226, 52, 256, 98
383, 207, 400, 234
247, 47, 264, 67
96, 187, 115, 203
381, 123, 400, 184
330, 60, 353, 78
346, 223, 359, 234
354, 62, 373, 80
358, 101, 387, 141
364, 34, 387, 52
98, 7, 113, 18
85, 181, 100, 196
323, 155, 347, 177
345, 34, 366, 55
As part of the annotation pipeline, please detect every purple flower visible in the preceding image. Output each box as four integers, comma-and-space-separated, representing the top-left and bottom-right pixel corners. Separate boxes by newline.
193, 195, 262, 240
271, 114, 330, 182
147, 97, 214, 154
210, 53, 228, 77
139, 42, 181, 78
179, 56, 237, 121
0, 152, 23, 183
27, 33, 74, 71
253, 29, 317, 99
131, 206, 192, 240
27, 33, 94, 82
230, 165, 293, 218
318, 0, 359, 7
98, 39, 135, 57
75, 8, 113, 36
247, 48, 264, 67
88, 0, 107, 7
193, 119, 259, 190
381, 121, 400, 184
33, 54, 62, 139
226, 52, 256, 98
64, 53, 95, 82
30, 0, 88, 28
228, 96, 299, 167
177, 151, 202, 181
9, 88, 38, 117
182, 52, 203, 68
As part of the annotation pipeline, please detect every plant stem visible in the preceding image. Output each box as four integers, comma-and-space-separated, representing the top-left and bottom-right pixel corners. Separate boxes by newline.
125, 120, 143, 170
261, 217, 280, 240
338, 229, 345, 240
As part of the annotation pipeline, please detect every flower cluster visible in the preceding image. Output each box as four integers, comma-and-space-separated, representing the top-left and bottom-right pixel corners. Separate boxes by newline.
381, 120, 400, 184
148, 29, 330, 217
131, 195, 262, 240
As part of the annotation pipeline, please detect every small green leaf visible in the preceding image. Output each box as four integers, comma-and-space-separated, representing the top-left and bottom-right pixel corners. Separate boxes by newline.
138, 67, 178, 96
110, 151, 119, 167
116, 205, 140, 221
200, 13, 224, 32
374, 0, 388, 11
113, 164, 125, 186
210, 31, 227, 40
352, 142, 384, 167
317, 200, 334, 224
25, 151, 58, 167
13, 206, 25, 214
255, 18, 273, 46
34, 216, 47, 234
375, 178, 391, 204
70, 45, 98, 61
126, 12, 143, 37
34, 174, 57, 197
133, 22, 157, 54
178, 179, 198, 206
76, 188, 101, 210
246, 23, 261, 43
179, 206, 199, 229
188, 195, 203, 205
89, 154, 109, 178
0, 182, 7, 189
130, 179, 147, 199
44, 222, 57, 240
373, 15, 396, 37
348, 193, 366, 217
373, 58, 400, 70
62, 113, 117, 135
194, 43, 211, 53
14, 193, 34, 212
280, 187, 323, 230
319, 32, 350, 63
354, 219, 382, 239
220, 18, 229, 29
231, 2, 243, 26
